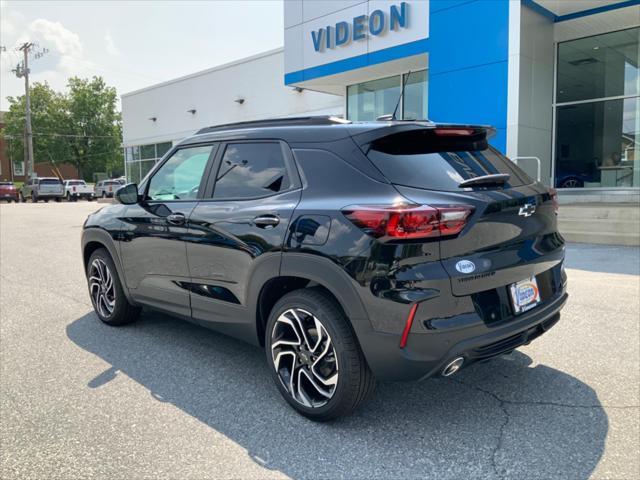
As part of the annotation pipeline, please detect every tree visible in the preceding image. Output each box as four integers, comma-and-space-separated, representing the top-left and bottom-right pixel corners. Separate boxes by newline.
1, 76, 122, 180
66, 77, 122, 179
3, 82, 71, 171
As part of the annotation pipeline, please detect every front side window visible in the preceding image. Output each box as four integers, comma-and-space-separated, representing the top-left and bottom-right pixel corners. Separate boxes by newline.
148, 145, 213, 201
213, 143, 290, 199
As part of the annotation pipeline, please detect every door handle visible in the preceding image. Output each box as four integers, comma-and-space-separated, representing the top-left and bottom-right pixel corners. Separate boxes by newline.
167, 213, 186, 226
253, 215, 280, 228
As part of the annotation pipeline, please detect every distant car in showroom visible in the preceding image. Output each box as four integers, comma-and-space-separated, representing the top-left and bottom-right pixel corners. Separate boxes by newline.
0, 181, 19, 202
81, 117, 567, 420
94, 179, 123, 198
63, 179, 95, 201
20, 177, 64, 203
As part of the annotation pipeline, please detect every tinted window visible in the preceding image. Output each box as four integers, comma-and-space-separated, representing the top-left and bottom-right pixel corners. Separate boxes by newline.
0, 182, 13, 186
366, 130, 532, 191
148, 145, 213, 200
104, 181, 120, 186
68, 181, 85, 186
213, 143, 289, 199
40, 179, 62, 185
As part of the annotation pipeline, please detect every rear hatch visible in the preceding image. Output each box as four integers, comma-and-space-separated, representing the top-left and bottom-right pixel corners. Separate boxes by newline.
39, 178, 63, 195
0, 182, 16, 197
358, 126, 564, 315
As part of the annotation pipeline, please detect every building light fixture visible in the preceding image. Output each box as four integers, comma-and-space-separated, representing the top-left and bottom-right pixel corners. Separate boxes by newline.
187, 109, 197, 114
235, 98, 245, 104
292, 86, 304, 93
149, 117, 157, 122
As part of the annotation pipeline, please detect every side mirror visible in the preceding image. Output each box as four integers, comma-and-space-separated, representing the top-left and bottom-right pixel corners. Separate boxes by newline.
115, 183, 139, 205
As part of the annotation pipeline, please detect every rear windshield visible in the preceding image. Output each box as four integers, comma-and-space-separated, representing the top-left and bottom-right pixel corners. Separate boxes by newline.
104, 181, 119, 185
366, 129, 533, 191
67, 180, 85, 186
0, 182, 14, 186
40, 179, 62, 185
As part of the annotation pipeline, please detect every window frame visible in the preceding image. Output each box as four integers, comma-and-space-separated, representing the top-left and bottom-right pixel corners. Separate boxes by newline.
140, 142, 219, 203
200, 139, 301, 202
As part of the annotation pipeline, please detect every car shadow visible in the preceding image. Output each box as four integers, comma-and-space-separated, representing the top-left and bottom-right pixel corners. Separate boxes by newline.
67, 310, 607, 480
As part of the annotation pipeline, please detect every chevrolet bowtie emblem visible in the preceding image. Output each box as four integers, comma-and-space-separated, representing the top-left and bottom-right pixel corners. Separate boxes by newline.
519, 203, 536, 217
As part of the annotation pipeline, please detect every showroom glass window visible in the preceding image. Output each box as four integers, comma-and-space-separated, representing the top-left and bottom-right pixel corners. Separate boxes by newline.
555, 27, 639, 189
347, 70, 427, 121
124, 141, 173, 184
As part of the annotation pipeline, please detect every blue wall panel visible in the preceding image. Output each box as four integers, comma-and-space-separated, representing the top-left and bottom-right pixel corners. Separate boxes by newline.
427, 0, 510, 152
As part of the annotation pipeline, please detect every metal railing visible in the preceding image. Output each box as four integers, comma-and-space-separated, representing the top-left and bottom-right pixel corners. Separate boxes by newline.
512, 156, 541, 181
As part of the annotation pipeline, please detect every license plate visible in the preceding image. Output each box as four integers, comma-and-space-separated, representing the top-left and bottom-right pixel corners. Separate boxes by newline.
509, 276, 541, 314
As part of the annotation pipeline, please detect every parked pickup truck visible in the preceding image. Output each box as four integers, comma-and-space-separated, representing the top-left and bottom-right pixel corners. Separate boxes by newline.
20, 177, 64, 203
0, 181, 19, 202
63, 179, 94, 201
94, 179, 124, 198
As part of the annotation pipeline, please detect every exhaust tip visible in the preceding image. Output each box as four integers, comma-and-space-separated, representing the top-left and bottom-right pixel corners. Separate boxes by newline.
442, 357, 464, 377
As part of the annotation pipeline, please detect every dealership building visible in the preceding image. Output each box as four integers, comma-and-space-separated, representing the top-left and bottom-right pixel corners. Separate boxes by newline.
122, 0, 639, 209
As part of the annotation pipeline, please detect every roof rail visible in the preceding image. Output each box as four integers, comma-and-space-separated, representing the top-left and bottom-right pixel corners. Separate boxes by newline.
195, 116, 350, 135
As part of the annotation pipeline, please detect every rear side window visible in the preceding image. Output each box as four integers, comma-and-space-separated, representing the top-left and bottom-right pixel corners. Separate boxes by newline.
366, 129, 532, 191
213, 143, 290, 199
40, 179, 62, 185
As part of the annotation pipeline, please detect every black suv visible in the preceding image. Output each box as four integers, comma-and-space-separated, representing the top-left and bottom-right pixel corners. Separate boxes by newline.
82, 117, 567, 420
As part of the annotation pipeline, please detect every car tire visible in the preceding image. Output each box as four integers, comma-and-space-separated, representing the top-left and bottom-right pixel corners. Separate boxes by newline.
87, 248, 141, 326
31, 194, 37, 203
265, 288, 375, 421
102, 192, 106, 199
66, 193, 72, 202
45, 199, 50, 203
19, 193, 25, 203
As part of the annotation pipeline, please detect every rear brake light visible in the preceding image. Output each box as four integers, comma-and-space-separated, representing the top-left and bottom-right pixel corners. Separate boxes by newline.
434, 128, 475, 136
399, 303, 419, 349
73, 186, 76, 192
549, 188, 559, 214
342, 204, 473, 240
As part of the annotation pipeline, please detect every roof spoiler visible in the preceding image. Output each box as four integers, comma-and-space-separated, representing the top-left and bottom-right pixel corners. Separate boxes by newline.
349, 122, 496, 148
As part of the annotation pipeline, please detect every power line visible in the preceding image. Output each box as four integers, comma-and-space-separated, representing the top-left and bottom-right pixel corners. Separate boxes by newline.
33, 133, 119, 139
3, 133, 119, 139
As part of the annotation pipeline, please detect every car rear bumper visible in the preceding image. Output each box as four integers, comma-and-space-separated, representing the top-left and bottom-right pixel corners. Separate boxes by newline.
356, 289, 568, 381
36, 192, 63, 198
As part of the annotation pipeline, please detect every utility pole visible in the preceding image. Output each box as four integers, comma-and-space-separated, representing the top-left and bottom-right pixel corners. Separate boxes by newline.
19, 43, 34, 178
11, 42, 48, 179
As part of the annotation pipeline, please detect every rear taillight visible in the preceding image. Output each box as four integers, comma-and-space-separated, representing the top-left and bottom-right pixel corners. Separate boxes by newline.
342, 204, 473, 240
73, 186, 76, 192
549, 188, 559, 215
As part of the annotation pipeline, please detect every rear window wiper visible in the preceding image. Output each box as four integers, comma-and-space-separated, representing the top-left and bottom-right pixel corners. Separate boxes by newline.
458, 173, 510, 188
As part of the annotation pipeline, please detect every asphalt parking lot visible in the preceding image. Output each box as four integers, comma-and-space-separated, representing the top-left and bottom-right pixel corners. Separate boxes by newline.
1, 202, 639, 480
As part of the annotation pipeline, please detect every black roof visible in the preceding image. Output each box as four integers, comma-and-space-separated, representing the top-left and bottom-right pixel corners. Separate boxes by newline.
195, 116, 350, 134
179, 116, 494, 147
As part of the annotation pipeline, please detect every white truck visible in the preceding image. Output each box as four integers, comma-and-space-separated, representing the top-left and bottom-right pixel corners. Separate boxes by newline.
63, 180, 95, 201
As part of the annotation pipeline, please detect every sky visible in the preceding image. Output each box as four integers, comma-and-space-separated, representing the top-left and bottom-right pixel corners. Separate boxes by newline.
0, 0, 284, 111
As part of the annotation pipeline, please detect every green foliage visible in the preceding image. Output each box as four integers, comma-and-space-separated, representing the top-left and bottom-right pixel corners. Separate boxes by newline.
1, 77, 122, 180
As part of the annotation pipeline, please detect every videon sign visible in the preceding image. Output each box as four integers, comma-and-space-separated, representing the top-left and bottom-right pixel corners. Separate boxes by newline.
311, 2, 409, 52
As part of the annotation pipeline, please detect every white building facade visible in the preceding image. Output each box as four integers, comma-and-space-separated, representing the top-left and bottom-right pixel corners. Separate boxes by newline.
122, 0, 639, 197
